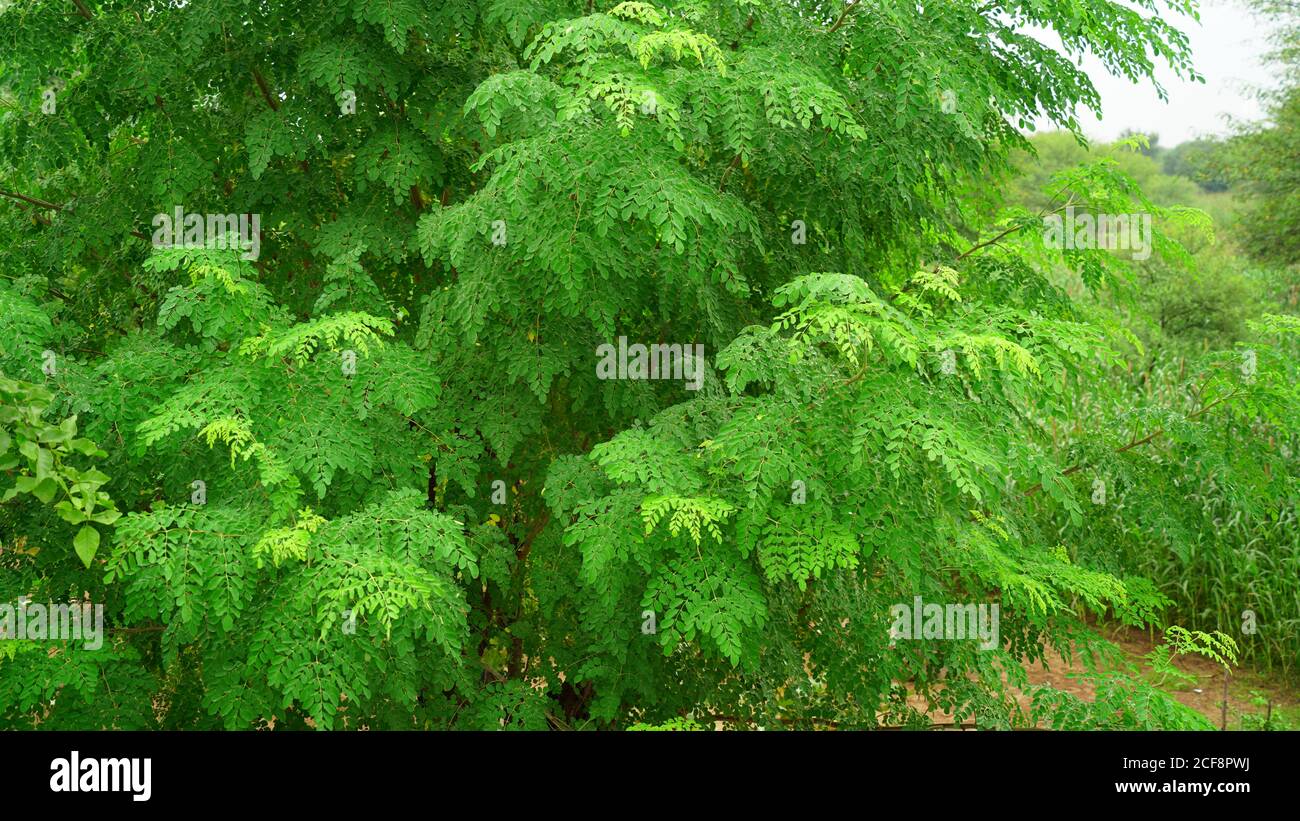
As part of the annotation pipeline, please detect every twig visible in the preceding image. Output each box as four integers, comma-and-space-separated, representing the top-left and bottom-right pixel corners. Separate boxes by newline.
718, 154, 742, 191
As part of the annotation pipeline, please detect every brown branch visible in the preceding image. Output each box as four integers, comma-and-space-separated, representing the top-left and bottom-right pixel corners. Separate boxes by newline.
1112, 430, 1164, 455
841, 350, 872, 388
729, 12, 756, 49
251, 67, 281, 112
956, 221, 1025, 262
825, 1, 860, 34
0, 189, 65, 212
492, 507, 554, 682
955, 198, 1076, 263
10, 200, 54, 227
514, 509, 551, 564
71, 0, 93, 20
1023, 388, 1243, 498
0, 189, 151, 242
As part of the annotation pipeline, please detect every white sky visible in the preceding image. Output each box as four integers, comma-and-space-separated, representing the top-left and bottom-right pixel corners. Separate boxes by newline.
1030, 0, 1285, 145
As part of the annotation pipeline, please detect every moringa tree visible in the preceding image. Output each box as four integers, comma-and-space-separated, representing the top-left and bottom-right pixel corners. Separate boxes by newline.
0, 0, 1289, 729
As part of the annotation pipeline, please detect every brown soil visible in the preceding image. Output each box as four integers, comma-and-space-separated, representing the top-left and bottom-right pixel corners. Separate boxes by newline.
907, 624, 1300, 729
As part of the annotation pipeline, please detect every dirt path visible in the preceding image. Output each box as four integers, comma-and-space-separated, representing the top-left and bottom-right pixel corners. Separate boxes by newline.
1025, 624, 1298, 729
906, 625, 1299, 729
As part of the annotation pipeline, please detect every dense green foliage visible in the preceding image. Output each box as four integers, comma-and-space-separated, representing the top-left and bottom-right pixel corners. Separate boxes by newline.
1, 0, 1294, 729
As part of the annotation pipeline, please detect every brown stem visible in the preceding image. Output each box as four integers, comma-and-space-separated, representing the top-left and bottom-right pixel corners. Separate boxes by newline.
1023, 389, 1242, 497
506, 636, 524, 678
252, 67, 281, 112
729, 13, 756, 49
514, 509, 551, 565
71, 0, 93, 20
1221, 668, 1230, 730
956, 198, 1075, 263
11, 201, 54, 227
825, 1, 859, 34
0, 189, 65, 212
0, 190, 151, 242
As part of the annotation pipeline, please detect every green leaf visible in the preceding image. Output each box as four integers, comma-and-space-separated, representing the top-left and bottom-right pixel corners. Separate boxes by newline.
32, 476, 57, 504
74, 525, 100, 567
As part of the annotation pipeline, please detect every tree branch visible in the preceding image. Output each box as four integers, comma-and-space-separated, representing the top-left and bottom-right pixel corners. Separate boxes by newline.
0, 189, 151, 241
0, 189, 65, 212
956, 198, 1075, 263
1023, 388, 1244, 497
251, 67, 281, 112
825, 1, 860, 34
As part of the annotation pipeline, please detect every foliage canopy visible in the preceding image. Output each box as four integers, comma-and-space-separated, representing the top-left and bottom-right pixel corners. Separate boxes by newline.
0, 0, 1294, 729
